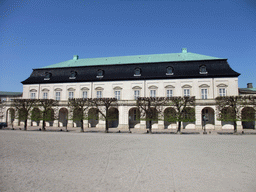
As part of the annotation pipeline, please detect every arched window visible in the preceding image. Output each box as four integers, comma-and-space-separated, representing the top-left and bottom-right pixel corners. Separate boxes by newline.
44, 72, 52, 80
97, 69, 104, 78
69, 71, 77, 79
199, 65, 208, 74
134, 68, 141, 76
166, 66, 174, 75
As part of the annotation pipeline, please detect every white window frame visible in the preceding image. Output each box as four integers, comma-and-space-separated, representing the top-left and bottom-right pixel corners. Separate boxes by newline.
134, 90, 140, 100
115, 90, 121, 100
82, 91, 87, 99
55, 92, 61, 100
97, 91, 102, 98
150, 90, 156, 98
69, 91, 74, 99
201, 88, 207, 99
184, 89, 190, 97
219, 88, 226, 96
31, 92, 36, 99
43, 92, 48, 99
167, 89, 173, 98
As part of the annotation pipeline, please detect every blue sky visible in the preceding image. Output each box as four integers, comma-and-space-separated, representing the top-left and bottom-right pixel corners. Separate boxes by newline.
1, 0, 255, 92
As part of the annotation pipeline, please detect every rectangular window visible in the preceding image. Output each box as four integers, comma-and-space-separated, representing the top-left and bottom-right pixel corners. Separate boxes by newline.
31, 92, 36, 99
201, 89, 207, 99
69, 91, 74, 99
56, 92, 60, 100
82, 91, 87, 99
150, 90, 156, 97
115, 91, 121, 100
97, 91, 102, 98
167, 90, 173, 98
134, 90, 140, 100
43, 92, 48, 99
184, 89, 190, 97
1, 98, 7, 102
219, 88, 226, 96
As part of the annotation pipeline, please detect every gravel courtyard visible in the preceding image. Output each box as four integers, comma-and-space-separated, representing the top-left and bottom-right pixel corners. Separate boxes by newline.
0, 130, 256, 192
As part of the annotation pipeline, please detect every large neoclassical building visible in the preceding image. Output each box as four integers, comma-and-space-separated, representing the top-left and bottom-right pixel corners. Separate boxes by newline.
8, 48, 253, 130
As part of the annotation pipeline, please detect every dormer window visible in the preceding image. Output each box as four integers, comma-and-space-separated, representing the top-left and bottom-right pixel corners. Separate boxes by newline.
69, 71, 77, 79
134, 68, 141, 76
166, 66, 174, 75
199, 65, 208, 74
97, 69, 104, 78
44, 72, 52, 80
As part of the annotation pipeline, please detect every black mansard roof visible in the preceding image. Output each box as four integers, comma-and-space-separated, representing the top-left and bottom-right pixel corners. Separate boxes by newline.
22, 58, 240, 85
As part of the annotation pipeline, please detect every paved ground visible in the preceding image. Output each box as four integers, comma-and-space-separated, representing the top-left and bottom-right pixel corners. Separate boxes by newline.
3, 125, 256, 135
0, 130, 256, 192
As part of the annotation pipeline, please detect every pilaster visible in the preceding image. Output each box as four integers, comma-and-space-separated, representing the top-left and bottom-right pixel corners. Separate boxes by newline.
67, 120, 73, 127
53, 120, 58, 127
27, 119, 31, 126
83, 120, 88, 128
158, 120, 164, 129
13, 119, 19, 126
195, 106, 202, 129
237, 121, 243, 131
139, 120, 146, 129
118, 105, 129, 129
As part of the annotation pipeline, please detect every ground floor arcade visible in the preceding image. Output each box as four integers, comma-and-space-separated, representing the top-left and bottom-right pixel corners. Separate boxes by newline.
5, 104, 256, 131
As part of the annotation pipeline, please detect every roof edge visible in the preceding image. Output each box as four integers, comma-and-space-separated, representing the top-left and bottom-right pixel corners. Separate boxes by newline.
37, 58, 228, 70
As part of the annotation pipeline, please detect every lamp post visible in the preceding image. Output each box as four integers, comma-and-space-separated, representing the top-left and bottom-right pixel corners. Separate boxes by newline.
203, 115, 207, 134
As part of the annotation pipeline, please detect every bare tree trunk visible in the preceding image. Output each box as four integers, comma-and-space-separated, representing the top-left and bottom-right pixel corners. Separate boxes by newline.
65, 120, 68, 132
148, 120, 152, 134
177, 121, 181, 133
24, 119, 27, 131
42, 120, 46, 131
234, 121, 237, 133
80, 119, 84, 132
105, 119, 109, 133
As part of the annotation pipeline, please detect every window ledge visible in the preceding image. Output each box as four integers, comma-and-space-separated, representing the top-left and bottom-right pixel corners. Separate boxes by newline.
166, 73, 173, 76
96, 76, 103, 78
134, 74, 141, 77
200, 72, 208, 74
69, 77, 76, 79
44, 78, 50, 80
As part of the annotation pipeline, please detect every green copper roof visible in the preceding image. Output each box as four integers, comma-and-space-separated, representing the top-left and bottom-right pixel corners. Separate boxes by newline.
41, 49, 224, 69
0, 91, 23, 96
239, 88, 256, 92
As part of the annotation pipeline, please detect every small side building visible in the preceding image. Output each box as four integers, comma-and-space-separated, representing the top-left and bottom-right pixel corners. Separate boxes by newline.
0, 91, 22, 124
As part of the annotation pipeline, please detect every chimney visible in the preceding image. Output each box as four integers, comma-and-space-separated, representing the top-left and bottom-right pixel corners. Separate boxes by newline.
182, 48, 187, 53
247, 83, 253, 88
73, 55, 79, 60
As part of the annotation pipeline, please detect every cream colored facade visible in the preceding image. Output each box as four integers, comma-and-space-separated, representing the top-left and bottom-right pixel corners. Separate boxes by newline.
22, 77, 239, 100
11, 76, 243, 131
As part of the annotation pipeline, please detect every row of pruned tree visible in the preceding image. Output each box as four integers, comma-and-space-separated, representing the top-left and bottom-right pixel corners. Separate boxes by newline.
68, 98, 118, 133
10, 98, 119, 132
9, 95, 256, 133
216, 96, 256, 133
12, 99, 58, 131
136, 96, 196, 133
